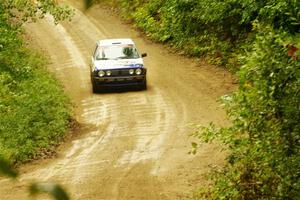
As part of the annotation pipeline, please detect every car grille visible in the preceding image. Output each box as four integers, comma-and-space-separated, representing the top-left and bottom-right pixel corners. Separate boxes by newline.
111, 69, 130, 76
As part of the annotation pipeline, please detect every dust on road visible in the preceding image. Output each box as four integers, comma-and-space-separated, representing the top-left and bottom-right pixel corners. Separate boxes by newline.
0, 1, 235, 199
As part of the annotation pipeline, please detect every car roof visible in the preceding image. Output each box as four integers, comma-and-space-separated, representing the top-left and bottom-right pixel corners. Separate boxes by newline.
97, 38, 135, 46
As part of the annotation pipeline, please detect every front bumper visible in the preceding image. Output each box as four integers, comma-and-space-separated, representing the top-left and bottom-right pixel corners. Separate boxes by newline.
92, 75, 146, 87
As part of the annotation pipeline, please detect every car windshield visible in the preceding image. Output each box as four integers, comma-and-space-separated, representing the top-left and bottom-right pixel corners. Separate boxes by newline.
96, 44, 140, 60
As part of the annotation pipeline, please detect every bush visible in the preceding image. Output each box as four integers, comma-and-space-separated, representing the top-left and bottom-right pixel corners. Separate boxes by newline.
193, 27, 300, 199
0, 8, 71, 164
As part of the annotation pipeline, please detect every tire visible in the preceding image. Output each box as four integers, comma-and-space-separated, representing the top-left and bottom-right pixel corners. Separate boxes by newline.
141, 80, 147, 90
91, 79, 98, 93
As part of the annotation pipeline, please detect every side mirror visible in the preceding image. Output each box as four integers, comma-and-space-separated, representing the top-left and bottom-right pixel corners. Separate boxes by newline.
141, 53, 147, 58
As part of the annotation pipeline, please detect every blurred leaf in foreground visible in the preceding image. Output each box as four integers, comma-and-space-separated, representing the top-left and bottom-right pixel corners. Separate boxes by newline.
0, 157, 18, 178
84, 0, 94, 9
30, 183, 70, 200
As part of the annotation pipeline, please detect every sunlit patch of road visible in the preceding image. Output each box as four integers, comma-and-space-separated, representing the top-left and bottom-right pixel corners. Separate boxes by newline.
45, 16, 86, 69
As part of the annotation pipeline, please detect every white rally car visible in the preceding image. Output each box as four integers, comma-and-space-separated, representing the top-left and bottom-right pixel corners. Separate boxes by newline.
90, 38, 147, 93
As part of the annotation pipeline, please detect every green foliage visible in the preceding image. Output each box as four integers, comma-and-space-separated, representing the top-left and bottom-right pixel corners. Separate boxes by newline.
0, 1, 72, 199
0, 1, 71, 164
1, 0, 73, 25
193, 28, 300, 199
107, 0, 299, 68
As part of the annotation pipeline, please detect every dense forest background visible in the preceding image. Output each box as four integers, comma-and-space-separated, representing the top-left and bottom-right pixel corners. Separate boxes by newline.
103, 0, 300, 199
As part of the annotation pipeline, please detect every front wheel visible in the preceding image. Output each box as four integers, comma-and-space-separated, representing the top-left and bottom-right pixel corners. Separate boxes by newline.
140, 80, 147, 90
91, 79, 98, 93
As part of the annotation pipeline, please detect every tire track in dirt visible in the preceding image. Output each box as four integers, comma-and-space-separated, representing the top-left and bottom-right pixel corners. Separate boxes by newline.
58, 5, 187, 174
59, 10, 182, 198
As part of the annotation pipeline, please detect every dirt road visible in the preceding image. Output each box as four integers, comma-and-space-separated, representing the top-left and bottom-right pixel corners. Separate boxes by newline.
0, 1, 235, 199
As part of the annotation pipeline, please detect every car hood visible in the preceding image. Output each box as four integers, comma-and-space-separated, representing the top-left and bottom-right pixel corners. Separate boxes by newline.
94, 58, 144, 70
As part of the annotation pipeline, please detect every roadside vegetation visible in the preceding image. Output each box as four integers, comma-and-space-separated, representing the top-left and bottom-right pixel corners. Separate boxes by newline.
193, 28, 300, 199
101, 0, 299, 68
92, 0, 300, 199
0, 1, 73, 199
0, 1, 72, 165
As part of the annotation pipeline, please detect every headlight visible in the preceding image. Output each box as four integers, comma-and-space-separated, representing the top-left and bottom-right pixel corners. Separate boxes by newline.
98, 70, 105, 77
129, 69, 134, 75
135, 68, 142, 75
106, 70, 112, 76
